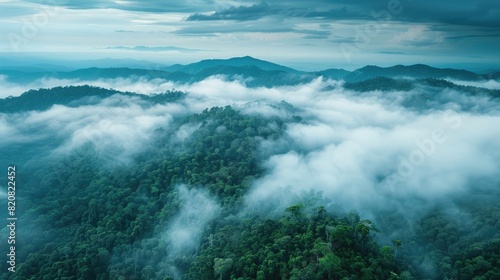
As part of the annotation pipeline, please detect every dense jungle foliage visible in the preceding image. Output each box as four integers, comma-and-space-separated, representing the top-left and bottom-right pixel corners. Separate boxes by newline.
1, 89, 499, 280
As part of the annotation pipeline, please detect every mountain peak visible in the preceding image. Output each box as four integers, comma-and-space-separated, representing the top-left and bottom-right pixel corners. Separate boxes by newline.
162, 56, 300, 75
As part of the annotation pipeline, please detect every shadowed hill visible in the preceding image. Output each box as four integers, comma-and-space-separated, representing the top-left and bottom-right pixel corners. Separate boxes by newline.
344, 64, 482, 82
0, 85, 185, 113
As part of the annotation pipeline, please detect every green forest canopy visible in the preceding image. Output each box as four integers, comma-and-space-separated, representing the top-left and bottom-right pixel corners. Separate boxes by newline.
1, 90, 499, 280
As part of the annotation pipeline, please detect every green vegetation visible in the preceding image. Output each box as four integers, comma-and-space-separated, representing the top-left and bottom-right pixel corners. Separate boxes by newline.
1, 87, 498, 280
0, 85, 185, 113
187, 208, 409, 280
4, 106, 287, 279
397, 196, 500, 279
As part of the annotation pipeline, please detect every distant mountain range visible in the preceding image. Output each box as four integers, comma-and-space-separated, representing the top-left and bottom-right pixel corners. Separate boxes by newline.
0, 56, 498, 91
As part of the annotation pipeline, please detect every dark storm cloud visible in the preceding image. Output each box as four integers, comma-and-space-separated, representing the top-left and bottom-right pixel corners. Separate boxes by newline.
187, 2, 271, 21
445, 33, 500, 40
17, 0, 499, 28
183, 0, 499, 28
396, 0, 500, 28
186, 2, 361, 21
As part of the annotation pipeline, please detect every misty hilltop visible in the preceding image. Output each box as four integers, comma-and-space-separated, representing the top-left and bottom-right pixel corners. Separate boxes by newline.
1, 56, 499, 115
0, 57, 499, 280
1, 57, 498, 95
162, 56, 301, 74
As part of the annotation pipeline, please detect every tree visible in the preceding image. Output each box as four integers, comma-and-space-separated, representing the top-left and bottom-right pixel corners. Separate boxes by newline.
392, 240, 402, 258
319, 252, 342, 280
355, 220, 380, 250
285, 204, 304, 220
214, 258, 233, 280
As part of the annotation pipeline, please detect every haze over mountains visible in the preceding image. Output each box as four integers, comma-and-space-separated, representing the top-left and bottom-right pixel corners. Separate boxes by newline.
1, 56, 499, 99
1, 0, 499, 277
1, 56, 497, 81
1, 56, 499, 280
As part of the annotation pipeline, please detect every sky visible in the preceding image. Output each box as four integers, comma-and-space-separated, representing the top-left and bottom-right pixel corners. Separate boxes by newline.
0, 0, 499, 71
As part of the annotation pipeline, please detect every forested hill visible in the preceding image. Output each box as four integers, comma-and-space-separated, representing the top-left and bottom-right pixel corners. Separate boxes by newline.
162, 56, 301, 74
0, 79, 499, 280
0, 103, 406, 279
1, 56, 497, 89
0, 85, 185, 113
2, 77, 498, 115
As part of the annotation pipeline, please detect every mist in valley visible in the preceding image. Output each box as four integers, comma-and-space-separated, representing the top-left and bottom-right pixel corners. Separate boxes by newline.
1, 69, 499, 279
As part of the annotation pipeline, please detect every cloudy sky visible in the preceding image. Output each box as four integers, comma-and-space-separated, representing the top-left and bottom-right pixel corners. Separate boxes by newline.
1, 0, 499, 70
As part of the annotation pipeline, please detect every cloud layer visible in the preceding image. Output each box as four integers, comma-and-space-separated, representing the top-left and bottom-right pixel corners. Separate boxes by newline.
1, 74, 499, 280
2, 75, 499, 230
